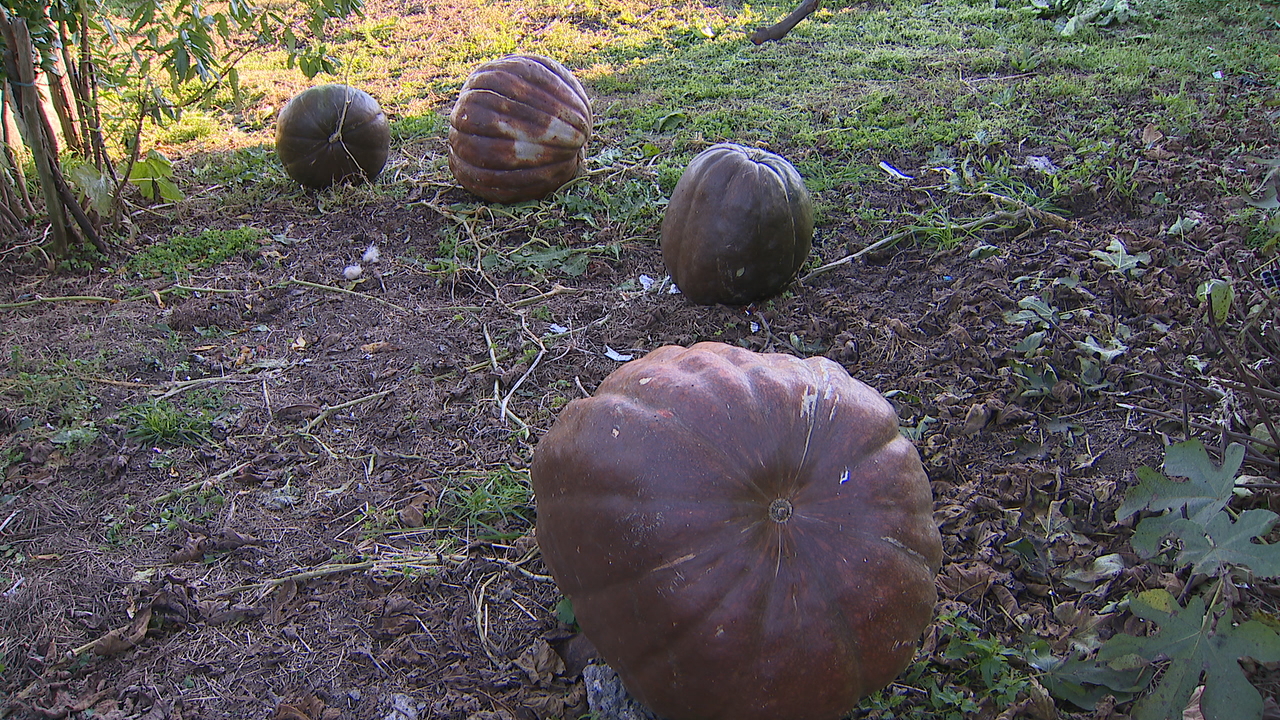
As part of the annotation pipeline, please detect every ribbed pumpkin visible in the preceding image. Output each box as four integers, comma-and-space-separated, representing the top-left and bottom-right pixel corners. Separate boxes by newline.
448, 55, 592, 203
531, 342, 942, 720
661, 144, 814, 305
275, 84, 391, 189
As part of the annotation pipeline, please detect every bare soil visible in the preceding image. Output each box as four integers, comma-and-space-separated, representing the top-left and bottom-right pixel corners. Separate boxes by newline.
3, 17, 1280, 720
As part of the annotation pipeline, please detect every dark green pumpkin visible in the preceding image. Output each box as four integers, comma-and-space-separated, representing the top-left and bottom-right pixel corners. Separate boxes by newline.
275, 84, 391, 189
661, 143, 814, 305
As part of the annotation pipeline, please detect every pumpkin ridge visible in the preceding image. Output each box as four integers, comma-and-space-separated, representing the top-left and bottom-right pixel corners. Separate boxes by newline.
465, 70, 590, 126
452, 89, 589, 145
449, 131, 582, 170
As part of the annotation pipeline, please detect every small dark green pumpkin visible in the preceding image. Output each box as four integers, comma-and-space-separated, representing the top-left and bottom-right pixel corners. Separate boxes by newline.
661, 143, 814, 305
275, 84, 391, 189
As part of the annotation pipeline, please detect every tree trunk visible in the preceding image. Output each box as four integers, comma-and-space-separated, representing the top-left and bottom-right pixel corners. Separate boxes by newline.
749, 0, 823, 44
0, 12, 71, 259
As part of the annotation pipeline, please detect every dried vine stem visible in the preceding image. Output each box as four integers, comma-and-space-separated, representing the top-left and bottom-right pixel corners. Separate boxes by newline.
288, 278, 410, 314
151, 460, 255, 503
0, 294, 116, 310
1118, 403, 1280, 468
301, 389, 393, 434
798, 209, 1024, 285
1203, 305, 1280, 460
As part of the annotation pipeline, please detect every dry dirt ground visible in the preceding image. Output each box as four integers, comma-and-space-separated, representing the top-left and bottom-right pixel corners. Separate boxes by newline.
3, 21, 1280, 720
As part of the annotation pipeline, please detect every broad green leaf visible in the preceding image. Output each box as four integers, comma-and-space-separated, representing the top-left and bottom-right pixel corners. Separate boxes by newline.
1090, 238, 1149, 277
1044, 655, 1149, 709
1095, 590, 1280, 720
70, 163, 114, 215
1116, 440, 1243, 525
1168, 510, 1280, 577
1076, 335, 1127, 362
1196, 279, 1235, 326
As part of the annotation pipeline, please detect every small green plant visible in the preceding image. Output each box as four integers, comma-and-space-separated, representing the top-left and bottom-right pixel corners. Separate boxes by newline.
122, 400, 216, 446
1004, 294, 1073, 330
1089, 238, 1149, 278
436, 465, 534, 540
858, 610, 1035, 718
1045, 440, 1280, 720
125, 227, 266, 278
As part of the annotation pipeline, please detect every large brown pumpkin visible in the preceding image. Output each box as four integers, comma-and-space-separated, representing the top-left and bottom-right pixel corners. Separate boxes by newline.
531, 342, 942, 720
448, 55, 592, 203
661, 143, 814, 305
275, 84, 390, 190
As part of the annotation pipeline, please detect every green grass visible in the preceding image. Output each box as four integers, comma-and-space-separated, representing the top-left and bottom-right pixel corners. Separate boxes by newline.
121, 399, 218, 446
124, 226, 267, 278
132, 0, 1278, 254
436, 465, 534, 540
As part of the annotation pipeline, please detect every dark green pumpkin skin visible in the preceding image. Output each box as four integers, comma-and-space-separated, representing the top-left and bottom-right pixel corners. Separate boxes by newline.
276, 84, 391, 189
531, 342, 943, 720
661, 143, 814, 305
448, 54, 592, 203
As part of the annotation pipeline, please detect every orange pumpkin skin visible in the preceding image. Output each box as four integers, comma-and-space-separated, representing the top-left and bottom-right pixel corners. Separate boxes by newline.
448, 55, 592, 203
531, 342, 942, 720
275, 84, 390, 189
661, 144, 814, 305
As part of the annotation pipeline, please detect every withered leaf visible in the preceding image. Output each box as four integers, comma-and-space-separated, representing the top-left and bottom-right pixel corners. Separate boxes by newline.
515, 638, 566, 687
272, 694, 327, 720
169, 535, 211, 564
267, 579, 300, 625
89, 604, 153, 656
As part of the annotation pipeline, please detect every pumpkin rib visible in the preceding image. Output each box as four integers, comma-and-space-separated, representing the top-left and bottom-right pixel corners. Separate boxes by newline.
447, 157, 579, 202
451, 89, 589, 147
449, 130, 583, 170
463, 70, 590, 126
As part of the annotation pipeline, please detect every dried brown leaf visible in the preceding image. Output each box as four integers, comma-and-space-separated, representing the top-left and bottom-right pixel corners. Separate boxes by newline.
515, 638, 566, 687
89, 604, 152, 656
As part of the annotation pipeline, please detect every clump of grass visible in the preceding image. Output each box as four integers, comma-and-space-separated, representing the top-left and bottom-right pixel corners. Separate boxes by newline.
126, 227, 266, 278
436, 465, 534, 540
122, 399, 217, 446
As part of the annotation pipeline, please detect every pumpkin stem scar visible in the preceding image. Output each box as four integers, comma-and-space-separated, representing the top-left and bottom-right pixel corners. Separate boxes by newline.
768, 498, 794, 523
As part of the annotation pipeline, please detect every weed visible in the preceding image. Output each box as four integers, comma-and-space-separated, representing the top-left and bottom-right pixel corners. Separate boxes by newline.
126, 227, 267, 278
122, 399, 217, 446
857, 610, 1034, 718
436, 465, 534, 541
1089, 238, 1149, 278
1044, 441, 1280, 718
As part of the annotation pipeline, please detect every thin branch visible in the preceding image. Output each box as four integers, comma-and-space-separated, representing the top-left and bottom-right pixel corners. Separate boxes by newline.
151, 460, 255, 503
1204, 306, 1280, 460
1118, 402, 1280, 467
510, 283, 578, 308
212, 561, 376, 598
288, 278, 410, 314
799, 210, 1023, 285
0, 295, 116, 310
749, 0, 823, 44
301, 389, 393, 434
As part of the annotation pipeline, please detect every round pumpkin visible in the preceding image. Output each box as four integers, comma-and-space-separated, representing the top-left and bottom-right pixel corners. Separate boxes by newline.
531, 342, 942, 720
661, 143, 814, 305
448, 54, 592, 203
275, 84, 390, 189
